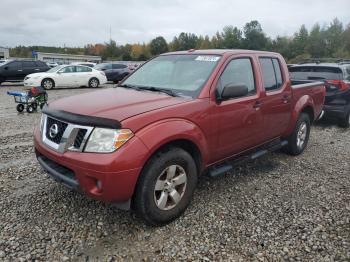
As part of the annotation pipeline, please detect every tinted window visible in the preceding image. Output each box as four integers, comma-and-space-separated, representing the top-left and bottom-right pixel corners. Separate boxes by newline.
289, 66, 343, 80
345, 66, 350, 81
112, 64, 127, 69
59, 66, 76, 73
7, 61, 22, 70
22, 61, 36, 68
94, 63, 112, 70
260, 58, 277, 91
272, 59, 283, 88
76, 66, 92, 72
36, 61, 47, 67
217, 58, 256, 96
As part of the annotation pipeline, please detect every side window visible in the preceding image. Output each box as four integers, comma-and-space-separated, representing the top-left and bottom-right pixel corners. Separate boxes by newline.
7, 61, 22, 70
76, 66, 92, 72
346, 66, 350, 81
217, 58, 256, 97
259, 58, 283, 91
22, 61, 36, 68
59, 66, 76, 73
272, 59, 283, 88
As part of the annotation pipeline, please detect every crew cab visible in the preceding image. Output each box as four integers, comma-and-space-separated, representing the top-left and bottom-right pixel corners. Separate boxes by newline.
34, 50, 325, 225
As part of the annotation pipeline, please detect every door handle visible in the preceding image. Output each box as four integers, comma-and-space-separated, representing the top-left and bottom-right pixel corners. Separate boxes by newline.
253, 101, 263, 110
17, 70, 23, 72
35, 68, 40, 71
282, 95, 290, 103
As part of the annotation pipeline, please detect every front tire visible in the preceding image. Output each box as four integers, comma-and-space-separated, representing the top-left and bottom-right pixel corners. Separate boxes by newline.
284, 113, 311, 155
88, 78, 99, 88
133, 147, 198, 226
41, 78, 54, 90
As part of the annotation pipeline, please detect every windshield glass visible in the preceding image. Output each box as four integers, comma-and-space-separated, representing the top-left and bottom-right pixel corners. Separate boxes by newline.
47, 65, 64, 73
122, 54, 221, 97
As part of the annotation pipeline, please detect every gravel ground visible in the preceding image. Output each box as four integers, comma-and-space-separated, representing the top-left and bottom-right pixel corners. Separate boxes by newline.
0, 84, 349, 261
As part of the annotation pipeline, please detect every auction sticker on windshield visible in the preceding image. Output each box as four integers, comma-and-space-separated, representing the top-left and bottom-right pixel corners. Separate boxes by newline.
195, 56, 220, 62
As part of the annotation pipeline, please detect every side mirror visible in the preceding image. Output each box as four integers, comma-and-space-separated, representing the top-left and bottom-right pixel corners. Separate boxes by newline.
57, 71, 62, 74
219, 84, 249, 101
4, 66, 8, 70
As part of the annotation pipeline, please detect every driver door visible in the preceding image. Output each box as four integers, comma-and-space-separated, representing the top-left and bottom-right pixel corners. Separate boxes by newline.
211, 56, 264, 161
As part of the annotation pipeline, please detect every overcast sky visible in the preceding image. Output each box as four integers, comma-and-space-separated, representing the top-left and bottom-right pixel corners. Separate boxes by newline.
0, 0, 349, 47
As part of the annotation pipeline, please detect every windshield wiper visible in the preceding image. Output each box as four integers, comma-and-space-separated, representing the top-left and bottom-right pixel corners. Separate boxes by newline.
137, 86, 178, 97
118, 84, 141, 91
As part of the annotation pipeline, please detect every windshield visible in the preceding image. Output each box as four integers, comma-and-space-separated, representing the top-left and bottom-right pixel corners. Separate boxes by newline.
47, 65, 65, 73
122, 54, 221, 97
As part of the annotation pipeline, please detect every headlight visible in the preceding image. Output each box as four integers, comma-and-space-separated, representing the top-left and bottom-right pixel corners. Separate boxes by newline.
24, 76, 30, 80
85, 128, 134, 153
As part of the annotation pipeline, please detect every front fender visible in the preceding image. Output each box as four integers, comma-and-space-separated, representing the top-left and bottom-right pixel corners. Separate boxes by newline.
135, 118, 210, 167
283, 94, 315, 137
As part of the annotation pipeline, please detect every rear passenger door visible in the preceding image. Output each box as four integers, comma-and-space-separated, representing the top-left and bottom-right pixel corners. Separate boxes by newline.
259, 57, 291, 140
75, 66, 93, 85
22, 61, 38, 77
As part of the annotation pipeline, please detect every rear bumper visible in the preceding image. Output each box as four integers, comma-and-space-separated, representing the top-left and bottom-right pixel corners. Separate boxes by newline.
323, 104, 350, 119
34, 126, 148, 204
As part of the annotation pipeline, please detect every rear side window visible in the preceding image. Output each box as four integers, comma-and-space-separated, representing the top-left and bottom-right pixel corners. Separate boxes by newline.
112, 64, 127, 69
289, 66, 343, 80
259, 58, 283, 91
76, 66, 92, 72
22, 61, 36, 68
217, 58, 256, 96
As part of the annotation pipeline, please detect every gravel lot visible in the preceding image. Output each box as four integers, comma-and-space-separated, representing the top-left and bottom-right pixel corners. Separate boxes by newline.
0, 84, 349, 261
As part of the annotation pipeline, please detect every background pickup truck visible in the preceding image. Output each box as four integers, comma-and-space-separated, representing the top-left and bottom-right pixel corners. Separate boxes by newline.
34, 49, 325, 225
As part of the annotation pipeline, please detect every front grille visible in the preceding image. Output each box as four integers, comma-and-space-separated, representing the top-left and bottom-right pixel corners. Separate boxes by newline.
45, 117, 68, 144
73, 129, 87, 149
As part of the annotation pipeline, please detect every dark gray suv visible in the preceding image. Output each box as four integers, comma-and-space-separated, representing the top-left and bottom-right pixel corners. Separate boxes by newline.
94, 63, 131, 83
290, 63, 350, 128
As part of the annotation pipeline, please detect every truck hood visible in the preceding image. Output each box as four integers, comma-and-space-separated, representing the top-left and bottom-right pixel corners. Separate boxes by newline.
48, 87, 191, 122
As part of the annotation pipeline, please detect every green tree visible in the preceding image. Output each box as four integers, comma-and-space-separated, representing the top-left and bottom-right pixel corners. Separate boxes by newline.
243, 20, 268, 50
324, 18, 343, 56
149, 36, 168, 56
306, 24, 327, 58
221, 26, 242, 49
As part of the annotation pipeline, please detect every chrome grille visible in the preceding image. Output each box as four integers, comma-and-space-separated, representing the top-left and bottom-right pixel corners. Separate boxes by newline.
45, 117, 68, 144
41, 114, 93, 153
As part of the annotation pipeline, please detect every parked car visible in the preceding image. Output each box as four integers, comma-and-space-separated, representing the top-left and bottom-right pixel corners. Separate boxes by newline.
47, 62, 59, 68
71, 62, 97, 68
0, 60, 50, 84
24, 65, 107, 89
289, 63, 350, 127
34, 50, 325, 225
94, 63, 131, 83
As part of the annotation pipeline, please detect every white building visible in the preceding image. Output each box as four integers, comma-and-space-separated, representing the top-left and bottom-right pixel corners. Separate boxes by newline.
0, 47, 10, 59
35, 52, 101, 64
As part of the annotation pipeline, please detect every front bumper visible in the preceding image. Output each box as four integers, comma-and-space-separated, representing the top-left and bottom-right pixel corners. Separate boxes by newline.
34, 126, 149, 204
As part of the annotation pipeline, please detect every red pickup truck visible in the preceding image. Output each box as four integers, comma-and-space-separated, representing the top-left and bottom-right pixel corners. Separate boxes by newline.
34, 50, 325, 225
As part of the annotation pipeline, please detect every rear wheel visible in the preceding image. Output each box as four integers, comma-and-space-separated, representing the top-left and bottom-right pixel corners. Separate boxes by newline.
41, 78, 54, 90
26, 105, 34, 113
16, 104, 24, 113
133, 147, 198, 226
338, 111, 350, 128
88, 78, 99, 88
283, 113, 311, 155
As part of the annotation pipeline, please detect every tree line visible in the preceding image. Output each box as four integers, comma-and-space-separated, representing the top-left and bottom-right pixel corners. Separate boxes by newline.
9, 18, 350, 63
